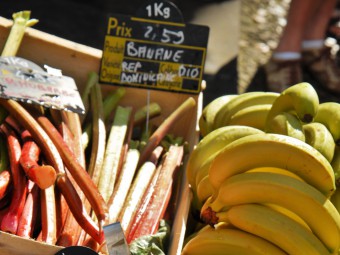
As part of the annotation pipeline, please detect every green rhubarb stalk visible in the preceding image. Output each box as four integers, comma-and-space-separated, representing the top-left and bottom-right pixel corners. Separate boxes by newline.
87, 83, 106, 185
107, 140, 140, 223
137, 97, 196, 169
134, 102, 162, 126
103, 87, 126, 121
80, 71, 99, 124
0, 10, 37, 171
81, 87, 126, 149
1, 11, 38, 57
0, 134, 9, 172
97, 105, 132, 203
138, 122, 155, 152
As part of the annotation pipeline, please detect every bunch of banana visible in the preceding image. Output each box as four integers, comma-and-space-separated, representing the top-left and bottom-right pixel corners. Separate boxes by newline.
183, 133, 340, 254
198, 94, 237, 137
200, 171, 340, 253
185, 125, 264, 210
303, 122, 336, 162
184, 82, 340, 254
207, 133, 335, 197
198, 91, 279, 137
314, 102, 340, 146
264, 82, 319, 127
181, 222, 288, 255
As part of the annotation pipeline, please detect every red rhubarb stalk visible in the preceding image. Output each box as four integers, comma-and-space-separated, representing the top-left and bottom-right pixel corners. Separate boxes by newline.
125, 145, 164, 242
64, 111, 86, 167
5, 115, 57, 189
54, 186, 69, 240
0, 170, 11, 200
116, 161, 157, 233
20, 131, 57, 189
36, 114, 108, 222
16, 181, 40, 238
0, 206, 10, 224
137, 97, 195, 169
56, 119, 84, 247
126, 160, 163, 243
39, 184, 57, 245
56, 176, 105, 244
0, 99, 108, 226
0, 99, 105, 243
129, 144, 184, 242
0, 124, 28, 234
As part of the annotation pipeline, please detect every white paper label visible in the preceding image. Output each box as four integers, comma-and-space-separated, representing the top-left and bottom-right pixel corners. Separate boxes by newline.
0, 57, 85, 114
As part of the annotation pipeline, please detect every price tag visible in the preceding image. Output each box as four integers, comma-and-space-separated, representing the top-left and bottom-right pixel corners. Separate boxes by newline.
0, 56, 85, 114
99, 0, 209, 94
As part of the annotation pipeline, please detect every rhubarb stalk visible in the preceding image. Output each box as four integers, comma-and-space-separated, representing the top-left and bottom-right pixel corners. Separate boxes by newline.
115, 161, 157, 232
16, 181, 40, 239
137, 97, 195, 169
0, 124, 28, 234
0, 99, 105, 243
1, 11, 38, 57
97, 105, 132, 202
86, 83, 106, 185
0, 170, 11, 200
128, 144, 184, 242
107, 140, 140, 223
134, 102, 162, 126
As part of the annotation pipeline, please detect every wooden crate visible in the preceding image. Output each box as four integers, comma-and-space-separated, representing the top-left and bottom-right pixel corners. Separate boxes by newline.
0, 16, 201, 255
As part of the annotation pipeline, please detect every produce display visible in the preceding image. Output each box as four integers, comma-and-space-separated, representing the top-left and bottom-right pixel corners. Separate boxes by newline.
183, 82, 340, 254
2, 8, 340, 255
0, 11, 198, 255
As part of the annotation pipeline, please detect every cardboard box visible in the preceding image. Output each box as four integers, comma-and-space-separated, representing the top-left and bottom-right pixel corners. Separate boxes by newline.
0, 16, 201, 255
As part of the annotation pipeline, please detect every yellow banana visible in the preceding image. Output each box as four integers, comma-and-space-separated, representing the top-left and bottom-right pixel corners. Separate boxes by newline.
208, 133, 335, 198
196, 175, 213, 205
187, 125, 264, 211
196, 165, 304, 208
194, 156, 213, 192
264, 203, 312, 232
246, 166, 304, 181
331, 146, 340, 186
216, 203, 312, 233
331, 189, 340, 215
303, 122, 336, 162
265, 82, 319, 131
186, 125, 264, 191
199, 94, 237, 137
314, 102, 340, 146
266, 111, 305, 142
201, 171, 340, 253
221, 203, 330, 255
213, 91, 279, 130
228, 103, 272, 131
181, 223, 287, 255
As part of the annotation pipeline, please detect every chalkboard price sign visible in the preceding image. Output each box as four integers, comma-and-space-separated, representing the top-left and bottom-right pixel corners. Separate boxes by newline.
99, 0, 209, 94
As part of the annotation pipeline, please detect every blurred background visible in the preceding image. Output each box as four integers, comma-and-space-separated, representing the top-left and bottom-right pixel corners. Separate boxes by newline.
0, 0, 339, 106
